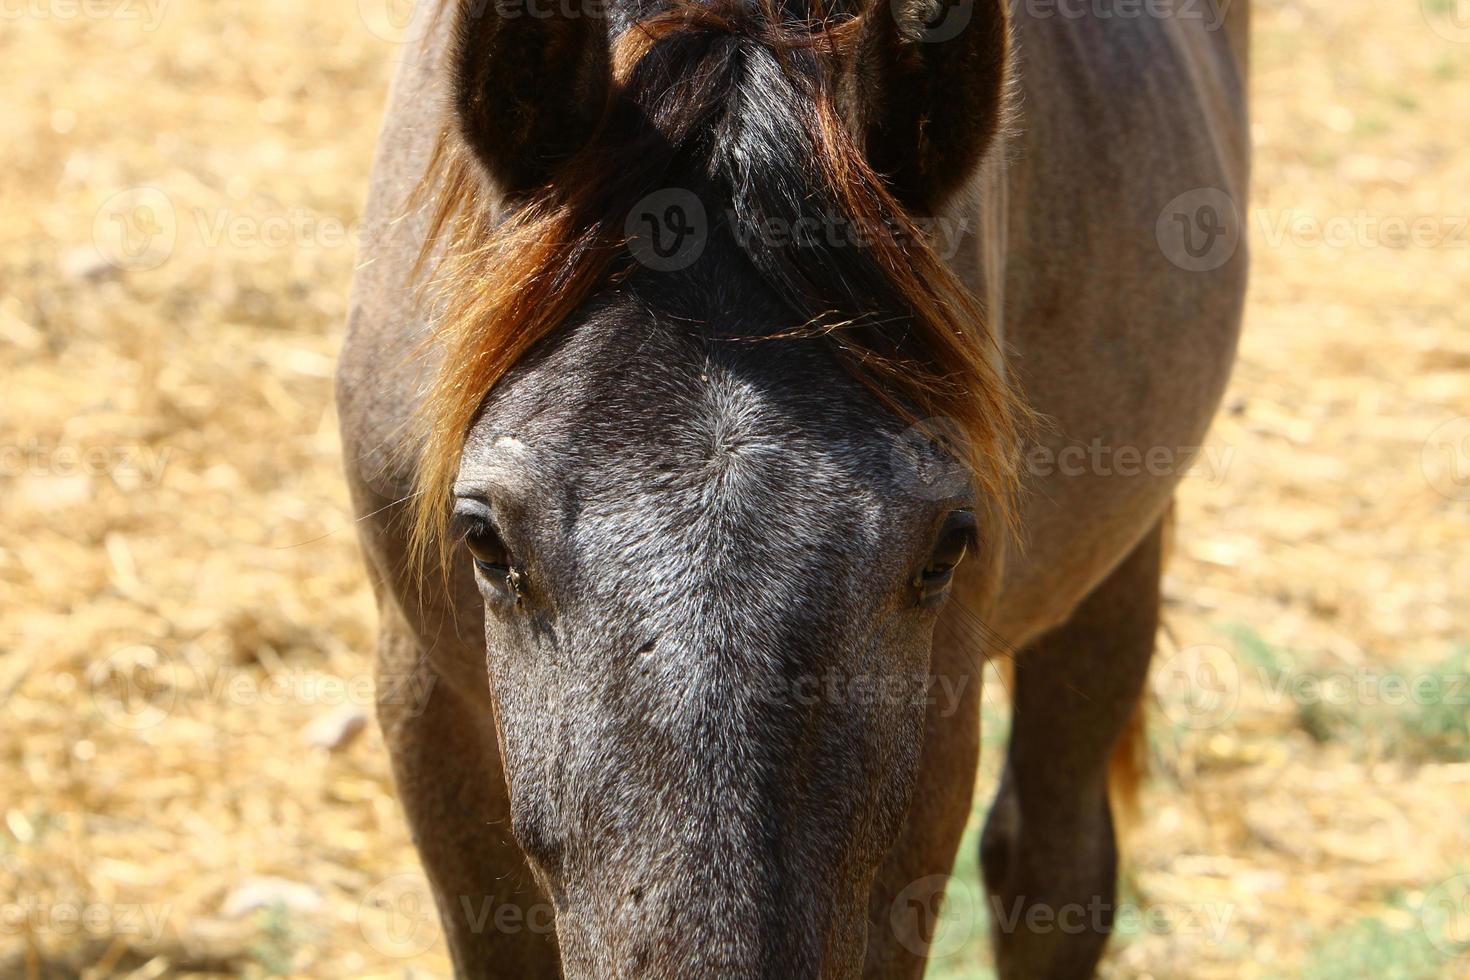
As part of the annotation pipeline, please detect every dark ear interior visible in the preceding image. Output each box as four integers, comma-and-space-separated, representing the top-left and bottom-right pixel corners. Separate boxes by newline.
837, 0, 1009, 213
451, 0, 611, 195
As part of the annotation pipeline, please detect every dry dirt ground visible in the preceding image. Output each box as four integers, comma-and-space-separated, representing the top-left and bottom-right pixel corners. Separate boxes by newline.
1, 0, 1468, 976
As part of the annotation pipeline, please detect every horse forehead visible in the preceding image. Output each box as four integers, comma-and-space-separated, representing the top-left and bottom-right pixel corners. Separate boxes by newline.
562, 415, 892, 642
462, 304, 929, 560
474, 355, 895, 547
486, 312, 898, 475
568, 365, 894, 529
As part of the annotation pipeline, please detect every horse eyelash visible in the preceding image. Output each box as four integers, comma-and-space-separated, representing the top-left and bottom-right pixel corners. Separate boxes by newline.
450, 515, 492, 546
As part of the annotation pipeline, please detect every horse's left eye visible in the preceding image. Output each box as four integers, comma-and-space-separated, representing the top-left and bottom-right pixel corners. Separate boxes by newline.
927, 529, 970, 575
916, 512, 977, 597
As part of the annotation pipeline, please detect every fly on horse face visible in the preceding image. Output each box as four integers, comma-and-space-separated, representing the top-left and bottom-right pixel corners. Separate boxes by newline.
337, 0, 1248, 974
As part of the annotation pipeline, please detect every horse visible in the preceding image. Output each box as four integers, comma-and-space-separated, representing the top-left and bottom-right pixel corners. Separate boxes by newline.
336, 0, 1249, 974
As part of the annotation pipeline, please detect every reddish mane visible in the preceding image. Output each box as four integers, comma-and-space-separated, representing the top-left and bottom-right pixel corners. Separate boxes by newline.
409, 0, 1029, 570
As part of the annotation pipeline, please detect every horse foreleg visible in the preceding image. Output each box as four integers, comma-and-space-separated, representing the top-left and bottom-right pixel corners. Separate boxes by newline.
979, 516, 1163, 979
374, 612, 560, 978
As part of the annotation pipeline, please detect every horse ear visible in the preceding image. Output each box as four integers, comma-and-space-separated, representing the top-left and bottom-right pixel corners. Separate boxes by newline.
451, 0, 610, 195
837, 0, 1009, 212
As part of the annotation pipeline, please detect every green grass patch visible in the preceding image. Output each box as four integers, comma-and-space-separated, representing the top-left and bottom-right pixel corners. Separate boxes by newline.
250, 902, 301, 977
1222, 625, 1469, 762
1222, 622, 1288, 676
1296, 910, 1445, 980
1394, 647, 1470, 762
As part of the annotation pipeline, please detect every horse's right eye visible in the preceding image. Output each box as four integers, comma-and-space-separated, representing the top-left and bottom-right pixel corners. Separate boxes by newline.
452, 500, 525, 601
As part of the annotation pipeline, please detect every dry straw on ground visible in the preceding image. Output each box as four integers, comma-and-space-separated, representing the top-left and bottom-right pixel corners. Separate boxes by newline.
1, 0, 1468, 977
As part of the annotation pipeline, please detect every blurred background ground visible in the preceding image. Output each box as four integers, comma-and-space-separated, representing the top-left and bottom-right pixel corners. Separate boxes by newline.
1, 0, 1467, 976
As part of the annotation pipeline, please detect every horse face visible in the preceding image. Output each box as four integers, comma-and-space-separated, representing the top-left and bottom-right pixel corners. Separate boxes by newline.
431, 0, 1015, 970
449, 295, 990, 976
